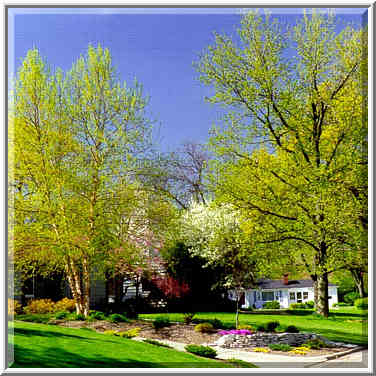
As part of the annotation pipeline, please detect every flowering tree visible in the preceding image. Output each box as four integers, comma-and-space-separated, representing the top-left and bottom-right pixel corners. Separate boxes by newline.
181, 201, 261, 328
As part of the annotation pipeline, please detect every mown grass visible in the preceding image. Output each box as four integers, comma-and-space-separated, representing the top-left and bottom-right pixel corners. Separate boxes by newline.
139, 307, 368, 346
9, 321, 252, 368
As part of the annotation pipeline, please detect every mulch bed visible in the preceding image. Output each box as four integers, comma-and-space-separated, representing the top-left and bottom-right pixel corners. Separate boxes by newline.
55, 319, 352, 356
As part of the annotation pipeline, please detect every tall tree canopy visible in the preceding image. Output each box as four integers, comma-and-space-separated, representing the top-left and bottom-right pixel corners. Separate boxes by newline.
196, 10, 367, 316
10, 45, 161, 315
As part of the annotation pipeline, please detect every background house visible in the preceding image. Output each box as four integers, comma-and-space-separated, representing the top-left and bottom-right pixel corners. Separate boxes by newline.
228, 274, 338, 309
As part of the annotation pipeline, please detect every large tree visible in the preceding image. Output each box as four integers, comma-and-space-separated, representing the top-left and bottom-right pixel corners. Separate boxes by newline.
10, 46, 156, 316
196, 10, 367, 316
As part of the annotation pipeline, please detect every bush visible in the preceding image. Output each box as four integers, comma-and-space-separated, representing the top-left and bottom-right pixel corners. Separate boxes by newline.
68, 313, 85, 321
305, 301, 315, 309
88, 310, 106, 320
237, 324, 253, 331
268, 343, 292, 352
23, 299, 55, 314
183, 312, 196, 325
107, 313, 129, 323
143, 338, 172, 348
118, 327, 141, 338
185, 344, 217, 359
241, 307, 253, 312
285, 325, 299, 333
344, 291, 360, 304
265, 321, 280, 332
54, 311, 69, 320
354, 297, 368, 309
304, 338, 326, 349
263, 301, 280, 309
334, 302, 352, 307
152, 316, 171, 330
290, 302, 309, 309
194, 322, 215, 333
103, 330, 117, 335
8, 299, 22, 316
256, 324, 266, 332
15, 313, 52, 324
54, 298, 75, 313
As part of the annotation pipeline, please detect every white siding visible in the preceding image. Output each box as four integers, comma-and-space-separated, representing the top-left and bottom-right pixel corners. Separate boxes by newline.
328, 286, 338, 307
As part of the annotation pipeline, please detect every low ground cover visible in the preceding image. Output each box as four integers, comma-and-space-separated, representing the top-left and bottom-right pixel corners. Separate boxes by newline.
139, 308, 368, 345
10, 321, 252, 368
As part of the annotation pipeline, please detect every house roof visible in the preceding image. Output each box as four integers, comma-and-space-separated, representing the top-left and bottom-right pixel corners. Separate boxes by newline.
253, 279, 337, 290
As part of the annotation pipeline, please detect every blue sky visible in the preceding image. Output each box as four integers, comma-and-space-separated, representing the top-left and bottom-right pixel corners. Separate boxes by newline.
8, 7, 368, 151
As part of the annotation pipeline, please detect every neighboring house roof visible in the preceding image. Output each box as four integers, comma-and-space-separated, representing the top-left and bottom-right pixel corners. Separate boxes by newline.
251, 279, 337, 290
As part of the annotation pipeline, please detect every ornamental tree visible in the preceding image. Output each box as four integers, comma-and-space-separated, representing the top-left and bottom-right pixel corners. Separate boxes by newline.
10, 46, 156, 316
196, 10, 367, 316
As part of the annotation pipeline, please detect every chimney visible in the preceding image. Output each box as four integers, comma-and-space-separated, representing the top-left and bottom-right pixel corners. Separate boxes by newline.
283, 274, 289, 285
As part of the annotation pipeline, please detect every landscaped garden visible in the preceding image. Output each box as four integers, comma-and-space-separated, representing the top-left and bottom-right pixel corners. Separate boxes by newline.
10, 321, 256, 368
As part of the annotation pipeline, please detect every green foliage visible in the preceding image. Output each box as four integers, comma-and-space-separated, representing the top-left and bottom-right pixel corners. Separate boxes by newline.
225, 359, 258, 368
185, 344, 217, 359
15, 313, 52, 324
304, 339, 326, 350
143, 338, 172, 348
354, 298, 368, 309
305, 301, 315, 309
118, 328, 141, 338
54, 311, 69, 320
333, 302, 352, 307
290, 302, 313, 309
256, 324, 266, 332
263, 301, 280, 309
183, 312, 196, 325
107, 314, 129, 323
88, 310, 106, 320
152, 316, 171, 330
268, 343, 292, 352
194, 322, 215, 333
68, 313, 86, 321
285, 325, 299, 333
265, 321, 280, 332
344, 292, 361, 304
103, 330, 117, 336
237, 324, 253, 331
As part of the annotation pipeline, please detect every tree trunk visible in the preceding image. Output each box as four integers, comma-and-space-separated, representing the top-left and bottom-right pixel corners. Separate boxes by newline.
312, 274, 318, 310
235, 289, 240, 329
316, 273, 329, 317
350, 269, 366, 298
82, 256, 90, 316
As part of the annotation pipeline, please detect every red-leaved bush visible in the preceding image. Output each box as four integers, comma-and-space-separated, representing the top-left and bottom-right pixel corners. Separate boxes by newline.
151, 276, 190, 299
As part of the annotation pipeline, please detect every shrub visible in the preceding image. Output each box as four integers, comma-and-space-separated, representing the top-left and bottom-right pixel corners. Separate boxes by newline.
209, 318, 223, 329
183, 312, 196, 325
268, 343, 292, 352
152, 316, 171, 330
107, 313, 129, 323
265, 321, 280, 332
15, 313, 52, 324
305, 301, 315, 309
185, 344, 217, 359
354, 297, 368, 310
304, 339, 326, 350
256, 324, 266, 332
118, 327, 141, 338
337, 302, 352, 307
241, 307, 253, 312
8, 299, 22, 315
237, 324, 253, 331
290, 303, 307, 309
54, 311, 69, 320
252, 347, 270, 353
285, 325, 299, 333
23, 299, 55, 314
344, 291, 360, 304
263, 301, 280, 309
88, 310, 106, 320
103, 330, 117, 335
68, 313, 85, 321
194, 322, 214, 333
54, 298, 75, 313
143, 338, 172, 348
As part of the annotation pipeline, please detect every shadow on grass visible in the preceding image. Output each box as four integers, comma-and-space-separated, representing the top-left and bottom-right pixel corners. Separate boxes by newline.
11, 344, 231, 368
329, 312, 367, 319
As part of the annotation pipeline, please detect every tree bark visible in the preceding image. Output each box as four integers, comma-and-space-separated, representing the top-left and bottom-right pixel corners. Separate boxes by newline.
82, 256, 90, 316
312, 274, 318, 309
350, 269, 366, 298
235, 289, 240, 329
316, 273, 329, 317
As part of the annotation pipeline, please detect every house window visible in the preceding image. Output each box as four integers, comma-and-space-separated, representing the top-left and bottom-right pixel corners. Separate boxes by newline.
275, 290, 282, 300
289, 292, 295, 300
303, 291, 308, 300
262, 291, 274, 301
297, 292, 302, 303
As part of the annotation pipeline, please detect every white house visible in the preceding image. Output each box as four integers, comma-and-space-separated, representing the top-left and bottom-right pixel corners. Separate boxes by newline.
228, 275, 338, 309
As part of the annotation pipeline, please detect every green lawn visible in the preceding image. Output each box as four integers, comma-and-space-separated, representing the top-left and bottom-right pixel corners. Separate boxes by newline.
10, 321, 252, 368
140, 308, 368, 346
